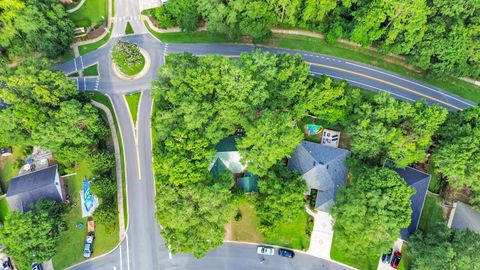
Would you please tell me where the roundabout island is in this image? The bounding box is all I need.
[111,41,150,80]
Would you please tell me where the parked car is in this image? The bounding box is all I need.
[278,248,295,258]
[381,248,393,264]
[32,263,43,270]
[390,251,402,269]
[83,233,95,258]
[3,257,13,270]
[257,246,275,256]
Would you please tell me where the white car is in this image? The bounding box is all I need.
[257,246,275,255]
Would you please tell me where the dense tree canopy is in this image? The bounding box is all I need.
[0,200,65,269]
[433,106,480,207]
[155,0,480,77]
[151,51,351,257]
[0,0,74,59]
[0,58,109,166]
[331,167,414,257]
[348,93,447,167]
[408,225,480,270]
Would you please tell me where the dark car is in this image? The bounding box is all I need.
[3,257,13,270]
[278,248,295,258]
[391,251,402,269]
[381,248,393,264]
[32,263,43,270]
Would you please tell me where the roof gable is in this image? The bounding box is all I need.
[6,165,62,212]
[394,167,431,240]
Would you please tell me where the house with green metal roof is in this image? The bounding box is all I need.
[209,137,258,193]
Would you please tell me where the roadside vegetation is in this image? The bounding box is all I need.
[111,41,145,76]
[125,22,134,35]
[79,25,113,55]
[147,0,479,80]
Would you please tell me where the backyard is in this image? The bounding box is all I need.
[0,146,26,191]
[68,0,108,27]
[52,159,118,270]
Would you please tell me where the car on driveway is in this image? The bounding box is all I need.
[257,246,275,256]
[381,248,392,264]
[32,263,43,270]
[83,233,95,258]
[278,248,295,258]
[390,251,402,269]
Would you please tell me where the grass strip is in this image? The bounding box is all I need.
[125,92,141,126]
[125,22,134,35]
[83,64,99,76]
[79,25,113,56]
[88,91,128,227]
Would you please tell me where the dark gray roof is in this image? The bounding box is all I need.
[215,137,237,152]
[6,165,62,212]
[288,141,351,212]
[393,167,431,240]
[449,201,480,233]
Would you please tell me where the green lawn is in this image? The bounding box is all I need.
[125,92,141,125]
[79,25,112,56]
[56,49,75,64]
[52,160,118,270]
[0,146,26,191]
[0,196,11,223]
[260,34,480,103]
[229,199,264,243]
[145,22,232,43]
[331,232,379,270]
[88,91,128,226]
[83,64,99,76]
[68,0,108,27]
[264,211,311,251]
[397,244,412,270]
[116,54,145,76]
[418,194,444,232]
[125,22,134,35]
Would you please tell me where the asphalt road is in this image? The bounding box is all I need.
[58,3,477,270]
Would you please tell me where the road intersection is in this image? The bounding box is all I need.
[58,2,476,269]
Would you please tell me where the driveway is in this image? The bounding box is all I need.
[377,239,404,270]
[306,208,334,259]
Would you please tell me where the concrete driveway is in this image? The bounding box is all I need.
[306,208,334,259]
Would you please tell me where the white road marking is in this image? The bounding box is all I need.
[80,56,84,69]
[126,235,131,270]
[119,239,123,270]
[168,245,172,259]
[74,58,78,71]
[76,78,79,89]
[344,61,475,106]
[83,77,86,90]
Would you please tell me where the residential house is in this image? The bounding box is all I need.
[6,165,65,212]
[209,137,257,193]
[393,167,430,240]
[287,140,351,212]
[448,201,480,234]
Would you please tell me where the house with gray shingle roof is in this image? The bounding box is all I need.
[448,201,480,234]
[6,165,64,212]
[287,141,351,212]
[393,166,430,240]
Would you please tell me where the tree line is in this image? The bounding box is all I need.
[151,0,479,78]
[152,51,480,262]
[0,0,74,60]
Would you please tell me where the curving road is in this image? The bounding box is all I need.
[57,1,477,269]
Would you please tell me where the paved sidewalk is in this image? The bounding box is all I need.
[91,100,126,240]
[306,207,334,259]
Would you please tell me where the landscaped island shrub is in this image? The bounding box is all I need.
[111,41,145,76]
